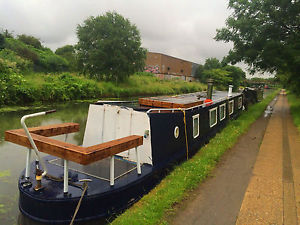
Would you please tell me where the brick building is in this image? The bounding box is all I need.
[144,52,199,81]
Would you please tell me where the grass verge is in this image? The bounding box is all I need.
[110,89,279,225]
[287,93,300,132]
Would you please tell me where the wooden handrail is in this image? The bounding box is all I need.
[5,123,143,165]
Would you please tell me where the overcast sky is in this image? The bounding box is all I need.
[0,0,270,77]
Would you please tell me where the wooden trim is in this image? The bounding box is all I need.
[24,123,79,137]
[139,98,203,109]
[5,123,143,165]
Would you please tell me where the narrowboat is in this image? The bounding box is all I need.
[5,84,253,224]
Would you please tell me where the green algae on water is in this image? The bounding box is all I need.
[0,170,11,179]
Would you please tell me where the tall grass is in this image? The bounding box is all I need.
[110,89,279,225]
[287,93,300,132]
[0,72,205,107]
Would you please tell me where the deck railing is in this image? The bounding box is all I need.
[5,111,143,193]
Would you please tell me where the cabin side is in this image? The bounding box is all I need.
[148,93,243,168]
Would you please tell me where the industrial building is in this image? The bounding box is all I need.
[144,52,199,81]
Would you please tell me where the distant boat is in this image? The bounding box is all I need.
[5,85,259,224]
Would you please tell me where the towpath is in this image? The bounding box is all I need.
[169,92,300,225]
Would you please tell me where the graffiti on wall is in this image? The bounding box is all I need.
[144,65,160,74]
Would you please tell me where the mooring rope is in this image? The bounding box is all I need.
[179,108,189,160]
[69,182,89,225]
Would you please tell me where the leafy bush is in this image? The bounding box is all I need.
[55,45,77,71]
[17,34,42,49]
[40,73,100,101]
[0,49,33,73]
[0,56,20,74]
[5,37,69,73]
[5,38,40,63]
[37,52,69,72]
[0,70,28,105]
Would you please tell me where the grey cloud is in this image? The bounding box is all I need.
[0,0,272,77]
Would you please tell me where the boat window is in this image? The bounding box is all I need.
[174,126,179,139]
[209,107,218,128]
[229,100,234,115]
[238,96,242,109]
[193,114,200,138]
[219,103,226,121]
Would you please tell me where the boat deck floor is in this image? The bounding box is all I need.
[20,156,153,199]
[48,156,137,182]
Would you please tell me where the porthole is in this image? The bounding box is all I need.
[174,126,179,139]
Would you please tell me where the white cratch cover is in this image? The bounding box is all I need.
[82,104,152,165]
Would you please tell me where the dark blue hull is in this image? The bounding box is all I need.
[19,157,155,224]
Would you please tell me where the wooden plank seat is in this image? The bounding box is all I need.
[5,123,143,165]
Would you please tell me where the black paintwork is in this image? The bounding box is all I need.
[149,94,243,168]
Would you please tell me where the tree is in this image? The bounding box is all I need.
[0,33,4,50]
[76,11,146,82]
[194,64,204,81]
[17,34,42,49]
[215,0,300,94]
[223,65,246,91]
[55,45,77,71]
[203,57,222,70]
[202,69,232,88]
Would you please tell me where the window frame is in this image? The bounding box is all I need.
[192,114,200,138]
[238,96,243,109]
[229,100,234,115]
[209,107,218,128]
[219,103,226,121]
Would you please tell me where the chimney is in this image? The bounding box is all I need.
[206,79,213,100]
[228,85,233,97]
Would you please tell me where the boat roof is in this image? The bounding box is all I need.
[139,91,241,109]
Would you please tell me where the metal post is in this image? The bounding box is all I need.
[207,79,213,99]
[64,159,69,194]
[135,147,141,175]
[228,85,233,97]
[110,156,114,186]
[25,148,32,179]
[21,110,56,177]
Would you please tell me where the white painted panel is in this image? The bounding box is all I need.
[82,104,152,165]
[82,104,104,147]
[102,105,117,142]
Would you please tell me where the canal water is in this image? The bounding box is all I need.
[0,101,112,225]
